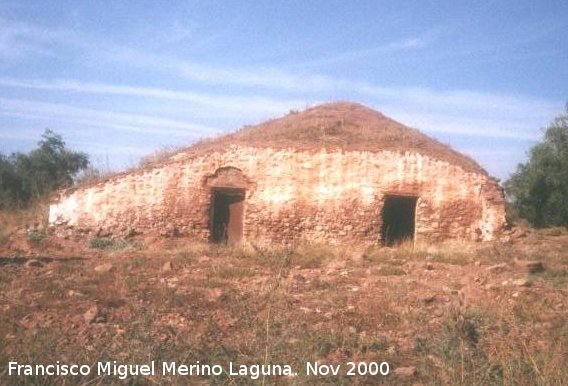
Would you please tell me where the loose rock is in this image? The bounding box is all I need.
[512,278,532,287]
[25,259,43,268]
[486,263,507,273]
[394,366,417,377]
[83,306,97,323]
[94,263,113,273]
[207,288,224,302]
[83,306,106,323]
[162,261,173,272]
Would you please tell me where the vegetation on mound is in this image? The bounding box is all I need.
[188,102,485,174]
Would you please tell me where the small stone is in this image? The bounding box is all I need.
[394,366,417,377]
[512,278,532,287]
[198,256,211,263]
[125,227,139,237]
[25,259,43,268]
[426,245,439,255]
[83,305,106,323]
[94,263,113,273]
[83,306,98,323]
[207,288,224,302]
[425,262,434,270]
[162,261,173,272]
[486,263,507,273]
[423,295,436,304]
[511,229,528,239]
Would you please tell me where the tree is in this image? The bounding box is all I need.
[0,129,89,209]
[0,153,22,206]
[505,104,568,227]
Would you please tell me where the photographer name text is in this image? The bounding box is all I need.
[8,360,390,379]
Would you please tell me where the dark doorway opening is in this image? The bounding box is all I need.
[381,195,417,246]
[211,189,245,244]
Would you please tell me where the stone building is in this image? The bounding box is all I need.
[49,102,506,245]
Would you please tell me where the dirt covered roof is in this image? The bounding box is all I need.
[187,102,485,174]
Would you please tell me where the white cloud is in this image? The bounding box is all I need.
[457,147,531,180]
[299,35,430,68]
[119,55,560,135]
[0,18,65,58]
[96,45,560,136]
[0,97,219,138]
[0,130,38,142]
[0,77,307,117]
[382,107,544,140]
[72,140,154,156]
[0,73,560,142]
[0,26,562,145]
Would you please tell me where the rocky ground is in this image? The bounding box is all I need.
[0,227,567,385]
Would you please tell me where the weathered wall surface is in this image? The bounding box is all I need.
[49,146,506,243]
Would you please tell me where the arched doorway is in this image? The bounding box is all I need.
[204,167,252,244]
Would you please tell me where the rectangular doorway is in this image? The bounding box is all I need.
[381,195,418,246]
[211,189,245,244]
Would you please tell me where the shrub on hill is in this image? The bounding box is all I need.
[0,129,89,209]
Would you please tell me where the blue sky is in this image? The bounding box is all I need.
[0,0,566,181]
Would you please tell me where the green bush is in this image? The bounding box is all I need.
[0,129,89,209]
[506,104,568,227]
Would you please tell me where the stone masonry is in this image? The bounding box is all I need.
[49,141,506,244]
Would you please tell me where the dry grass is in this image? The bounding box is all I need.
[1,234,567,385]
[138,145,185,168]
[0,202,49,245]
[364,238,476,266]
[416,292,568,385]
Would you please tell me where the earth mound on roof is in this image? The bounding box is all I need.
[189,102,484,174]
